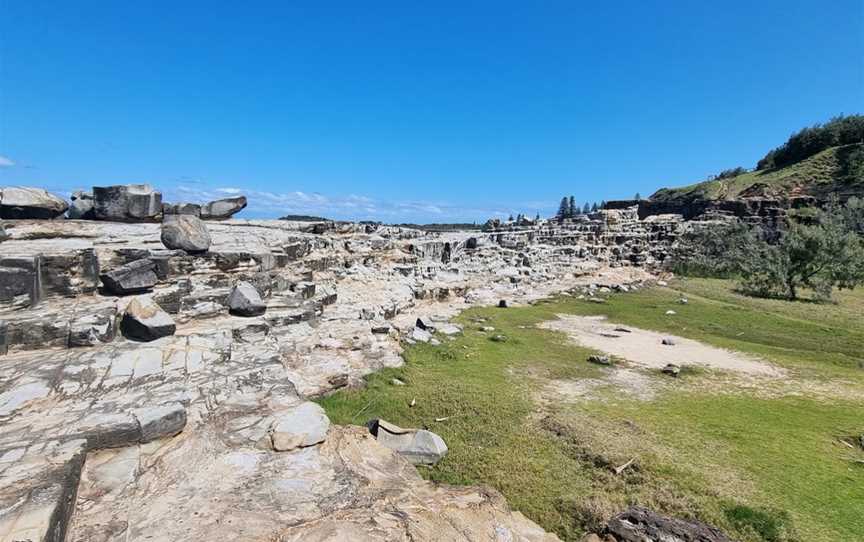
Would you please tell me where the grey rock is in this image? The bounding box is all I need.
[268,402,330,451]
[662,338,676,346]
[161,215,211,253]
[390,378,406,386]
[162,202,201,216]
[120,295,176,341]
[372,419,448,465]
[408,327,433,343]
[68,190,95,219]
[93,184,162,222]
[200,196,247,220]
[438,323,463,336]
[415,317,435,331]
[480,325,495,332]
[100,259,158,295]
[228,281,266,316]
[490,334,508,342]
[133,403,187,443]
[605,506,732,542]
[588,354,611,365]
[0,186,69,219]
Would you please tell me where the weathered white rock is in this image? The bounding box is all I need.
[120,295,176,341]
[100,259,158,295]
[268,402,330,451]
[408,327,433,343]
[373,419,448,465]
[0,186,68,219]
[161,214,211,253]
[438,323,463,336]
[201,196,247,220]
[228,281,266,316]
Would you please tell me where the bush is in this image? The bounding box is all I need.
[670,200,864,301]
[757,115,864,170]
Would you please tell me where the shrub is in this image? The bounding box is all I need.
[757,115,864,170]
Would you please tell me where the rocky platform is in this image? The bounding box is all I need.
[0,216,656,542]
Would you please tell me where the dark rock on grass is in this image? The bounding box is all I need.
[490,334,508,342]
[120,296,176,342]
[228,281,266,316]
[498,299,508,308]
[200,196,247,220]
[100,259,158,295]
[93,184,162,222]
[605,506,732,542]
[161,215,211,253]
[370,419,448,465]
[662,363,681,377]
[588,354,611,365]
[0,186,69,219]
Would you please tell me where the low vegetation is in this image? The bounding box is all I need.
[671,198,864,300]
[319,280,864,541]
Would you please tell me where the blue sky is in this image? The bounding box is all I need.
[1,1,862,221]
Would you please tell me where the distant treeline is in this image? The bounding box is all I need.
[279,214,331,222]
[556,196,610,219]
[757,114,864,170]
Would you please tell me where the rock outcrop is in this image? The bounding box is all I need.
[67,190,95,219]
[0,186,68,219]
[605,506,732,542]
[201,196,247,219]
[93,184,163,222]
[100,259,158,295]
[161,214,211,253]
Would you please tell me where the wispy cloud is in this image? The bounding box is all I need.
[0,155,15,167]
[162,183,550,223]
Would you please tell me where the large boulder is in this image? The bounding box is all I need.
[268,402,330,451]
[228,281,266,316]
[120,295,176,341]
[100,259,158,295]
[161,215,211,253]
[67,190,95,219]
[605,506,732,542]
[162,202,201,216]
[371,419,448,465]
[93,184,162,222]
[0,186,68,219]
[201,196,247,220]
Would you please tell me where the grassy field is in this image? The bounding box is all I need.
[318,278,864,541]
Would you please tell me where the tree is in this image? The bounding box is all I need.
[582,202,591,214]
[568,196,576,218]
[508,214,514,222]
[634,192,641,201]
[535,212,540,222]
[600,200,607,209]
[557,197,569,220]
[591,202,599,212]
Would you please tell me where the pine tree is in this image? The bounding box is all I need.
[591,202,599,212]
[535,212,540,221]
[600,200,607,209]
[583,202,591,214]
[557,197,569,220]
[508,214,514,222]
[568,196,576,218]
[634,192,641,201]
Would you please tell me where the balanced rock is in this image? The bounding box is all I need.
[67,190,95,219]
[200,196,247,220]
[606,506,732,542]
[371,419,448,465]
[162,202,202,216]
[93,184,162,222]
[120,295,176,342]
[100,259,158,295]
[161,215,211,253]
[0,186,69,219]
[228,281,266,316]
[268,402,330,451]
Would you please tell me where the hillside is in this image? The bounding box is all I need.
[651,143,864,205]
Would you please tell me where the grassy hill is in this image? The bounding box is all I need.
[651,143,864,204]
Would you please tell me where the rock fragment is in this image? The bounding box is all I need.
[661,338,676,346]
[269,402,330,451]
[662,363,681,377]
[100,259,158,295]
[120,295,176,341]
[0,186,69,219]
[161,214,211,253]
[200,196,247,220]
[408,327,433,343]
[133,403,187,442]
[588,354,611,365]
[605,506,732,542]
[371,419,448,465]
[228,281,267,316]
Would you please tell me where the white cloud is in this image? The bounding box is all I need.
[0,155,15,167]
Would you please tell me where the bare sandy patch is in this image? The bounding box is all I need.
[540,314,783,377]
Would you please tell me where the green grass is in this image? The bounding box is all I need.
[651,143,864,203]
[318,280,864,541]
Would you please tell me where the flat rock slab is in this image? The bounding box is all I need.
[540,315,782,376]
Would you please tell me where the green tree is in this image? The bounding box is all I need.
[634,192,641,200]
[582,202,590,214]
[568,196,576,218]
[557,197,569,220]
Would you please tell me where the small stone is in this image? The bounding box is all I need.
[438,323,462,336]
[588,297,606,304]
[161,215,211,253]
[614,327,631,333]
[480,325,495,332]
[390,378,406,386]
[372,419,448,465]
[490,334,508,342]
[409,327,433,343]
[100,259,158,295]
[269,402,330,452]
[120,296,176,342]
[228,281,266,317]
[498,300,508,308]
[371,324,391,334]
[588,354,611,365]
[657,280,669,286]
[679,297,689,304]
[665,310,677,315]
[415,317,435,331]
[662,364,681,377]
[662,338,676,346]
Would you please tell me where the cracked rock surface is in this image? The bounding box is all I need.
[0,212,667,541]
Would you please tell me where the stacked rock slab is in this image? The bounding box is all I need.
[200,196,247,219]
[0,186,68,219]
[99,259,158,295]
[93,184,162,222]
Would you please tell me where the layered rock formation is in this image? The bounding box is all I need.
[0,210,671,541]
